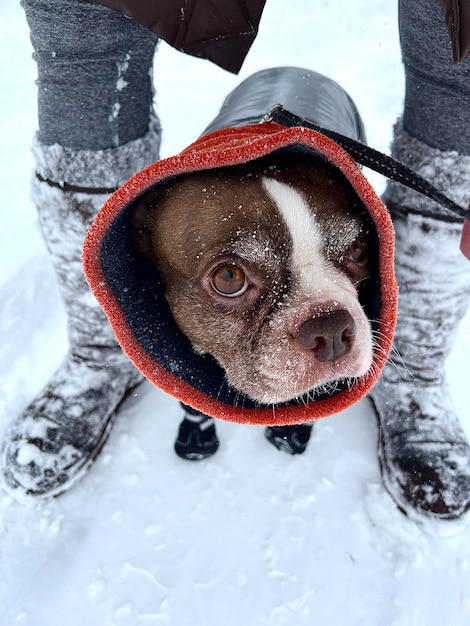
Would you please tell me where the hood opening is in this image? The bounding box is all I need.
[84,125,397,424]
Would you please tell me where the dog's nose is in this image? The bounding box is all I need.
[296,309,356,362]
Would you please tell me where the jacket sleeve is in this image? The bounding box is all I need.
[89,0,266,74]
[440,0,470,62]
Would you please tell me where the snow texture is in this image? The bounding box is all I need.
[385,120,470,219]
[32,113,161,189]
[1,0,470,624]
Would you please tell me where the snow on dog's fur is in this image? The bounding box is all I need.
[133,153,373,404]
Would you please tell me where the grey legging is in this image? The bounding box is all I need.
[399,0,470,154]
[22,0,158,153]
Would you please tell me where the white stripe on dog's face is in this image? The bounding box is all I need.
[262,177,331,294]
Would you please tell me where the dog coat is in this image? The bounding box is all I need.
[83,68,398,425]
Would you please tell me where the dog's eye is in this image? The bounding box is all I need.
[211,264,248,297]
[348,234,368,263]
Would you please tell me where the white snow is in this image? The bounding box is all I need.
[1,1,470,624]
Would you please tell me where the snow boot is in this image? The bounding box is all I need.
[265,424,313,455]
[1,129,160,499]
[369,122,470,521]
[174,404,220,461]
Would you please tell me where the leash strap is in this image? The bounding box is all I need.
[266,104,470,221]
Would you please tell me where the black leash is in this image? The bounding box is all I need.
[266,104,470,221]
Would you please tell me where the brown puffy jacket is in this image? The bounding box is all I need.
[90,1,469,70]
[89,0,266,73]
[440,0,470,61]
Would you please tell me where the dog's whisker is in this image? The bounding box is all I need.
[389,344,403,360]
[216,379,228,404]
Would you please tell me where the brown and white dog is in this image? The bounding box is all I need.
[133,152,373,406]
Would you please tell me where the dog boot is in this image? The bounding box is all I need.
[1,130,160,498]
[265,423,313,455]
[369,122,470,520]
[174,404,220,460]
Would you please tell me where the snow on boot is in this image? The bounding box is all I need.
[1,128,160,499]
[369,122,470,521]
[1,182,141,498]
[174,404,220,461]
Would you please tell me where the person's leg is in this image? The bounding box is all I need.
[369,0,470,519]
[1,0,160,499]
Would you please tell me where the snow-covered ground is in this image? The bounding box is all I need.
[1,0,470,624]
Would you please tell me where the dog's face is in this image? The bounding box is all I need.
[134,154,373,404]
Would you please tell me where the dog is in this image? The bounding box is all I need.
[132,152,373,407]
